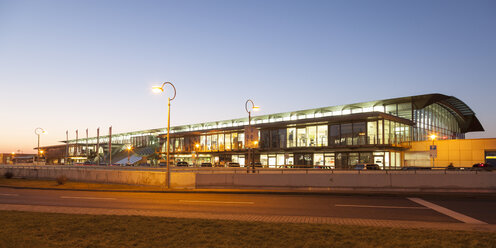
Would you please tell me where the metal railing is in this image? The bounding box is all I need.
[0,164,492,175]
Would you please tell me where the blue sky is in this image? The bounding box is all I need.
[0,0,495,153]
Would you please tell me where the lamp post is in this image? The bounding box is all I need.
[34,128,45,163]
[126,144,133,165]
[245,99,260,173]
[195,143,200,167]
[152,82,176,189]
[429,134,437,168]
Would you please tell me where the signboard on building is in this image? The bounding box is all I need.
[244,126,259,148]
[429,145,437,158]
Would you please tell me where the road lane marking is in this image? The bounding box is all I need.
[408,197,487,224]
[179,200,254,205]
[334,204,428,209]
[61,196,116,200]
[0,193,18,197]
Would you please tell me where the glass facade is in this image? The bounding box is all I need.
[413,103,463,141]
[64,94,478,169]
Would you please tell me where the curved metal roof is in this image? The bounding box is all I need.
[407,93,483,132]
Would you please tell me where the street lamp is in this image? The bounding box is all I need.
[245,99,260,173]
[429,134,437,168]
[152,82,176,189]
[195,143,200,167]
[34,128,46,162]
[126,144,133,165]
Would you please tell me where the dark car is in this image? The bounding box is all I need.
[248,162,263,168]
[366,164,380,170]
[176,161,189,167]
[472,163,495,171]
[401,166,432,170]
[227,162,240,167]
[200,162,212,167]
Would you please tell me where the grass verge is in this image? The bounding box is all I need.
[0,210,494,248]
[0,178,163,191]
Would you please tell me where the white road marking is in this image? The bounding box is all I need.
[408,197,487,224]
[0,193,18,197]
[61,196,116,200]
[335,204,428,209]
[179,200,254,205]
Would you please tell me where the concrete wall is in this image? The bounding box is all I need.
[196,171,496,190]
[404,138,496,167]
[0,166,195,189]
[1,166,495,192]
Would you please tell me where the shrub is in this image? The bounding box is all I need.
[56,175,68,185]
[4,171,13,179]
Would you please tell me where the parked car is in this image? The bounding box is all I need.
[200,162,212,167]
[401,166,431,170]
[247,162,263,168]
[227,162,240,167]
[366,164,380,170]
[472,163,495,171]
[353,164,381,170]
[176,161,189,167]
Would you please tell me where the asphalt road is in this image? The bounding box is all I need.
[0,188,495,225]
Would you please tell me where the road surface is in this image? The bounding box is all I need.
[0,188,495,229]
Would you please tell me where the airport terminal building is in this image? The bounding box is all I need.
[41,93,487,169]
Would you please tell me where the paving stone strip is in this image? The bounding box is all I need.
[0,203,495,232]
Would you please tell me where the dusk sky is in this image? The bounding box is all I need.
[0,0,495,153]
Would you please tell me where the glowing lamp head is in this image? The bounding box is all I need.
[126,145,132,151]
[152,86,164,94]
[253,106,260,112]
[39,150,44,154]
[429,134,437,140]
[195,144,200,148]
[253,141,259,145]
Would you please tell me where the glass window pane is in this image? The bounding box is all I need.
[317,125,328,147]
[287,128,296,148]
[314,153,324,166]
[341,123,352,145]
[211,134,218,151]
[324,156,335,167]
[297,128,306,147]
[260,154,267,166]
[384,120,390,144]
[307,126,317,147]
[271,130,279,148]
[231,133,238,150]
[206,136,212,151]
[219,134,224,151]
[367,121,377,145]
[279,129,287,148]
[225,133,231,151]
[378,120,383,144]
[330,125,340,145]
[353,122,366,145]
[277,154,285,165]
